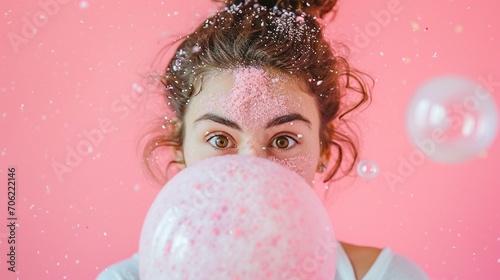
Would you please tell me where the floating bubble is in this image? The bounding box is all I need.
[406,76,498,163]
[79,1,89,9]
[356,159,379,179]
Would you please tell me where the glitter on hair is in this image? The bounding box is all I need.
[142,0,372,185]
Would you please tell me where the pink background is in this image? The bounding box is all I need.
[1,0,499,279]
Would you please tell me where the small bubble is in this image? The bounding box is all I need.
[135,86,143,93]
[103,232,107,236]
[356,159,379,179]
[41,115,46,121]
[75,259,80,264]
[133,184,140,191]
[402,57,411,63]
[79,1,89,9]
[432,52,438,58]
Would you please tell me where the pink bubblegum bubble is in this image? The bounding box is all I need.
[139,154,336,280]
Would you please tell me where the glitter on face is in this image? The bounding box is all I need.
[268,154,315,179]
[219,67,290,130]
[186,66,321,185]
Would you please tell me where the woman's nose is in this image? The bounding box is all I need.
[237,139,267,158]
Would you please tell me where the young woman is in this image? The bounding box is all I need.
[97,0,429,279]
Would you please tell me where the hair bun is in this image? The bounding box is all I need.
[214,0,337,18]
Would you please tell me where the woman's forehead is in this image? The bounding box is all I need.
[191,67,316,129]
[198,67,309,103]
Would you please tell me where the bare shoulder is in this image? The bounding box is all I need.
[339,241,383,280]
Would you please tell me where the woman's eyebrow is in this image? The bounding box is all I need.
[265,113,311,129]
[194,113,242,131]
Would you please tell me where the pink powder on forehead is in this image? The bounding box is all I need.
[220,67,290,129]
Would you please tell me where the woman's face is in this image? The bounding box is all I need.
[181,67,323,186]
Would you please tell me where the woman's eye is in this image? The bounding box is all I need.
[207,134,234,149]
[271,135,297,149]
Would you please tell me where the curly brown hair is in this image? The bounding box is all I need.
[141,0,372,186]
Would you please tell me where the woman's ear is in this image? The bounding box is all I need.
[317,141,331,173]
[169,117,186,170]
[174,147,186,169]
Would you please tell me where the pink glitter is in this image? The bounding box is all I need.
[268,154,314,179]
[220,67,290,130]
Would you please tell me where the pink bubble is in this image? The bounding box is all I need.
[139,155,336,279]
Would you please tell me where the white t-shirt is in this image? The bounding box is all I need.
[335,243,429,280]
[96,242,429,280]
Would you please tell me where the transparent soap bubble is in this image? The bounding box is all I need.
[356,159,379,179]
[406,76,498,163]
